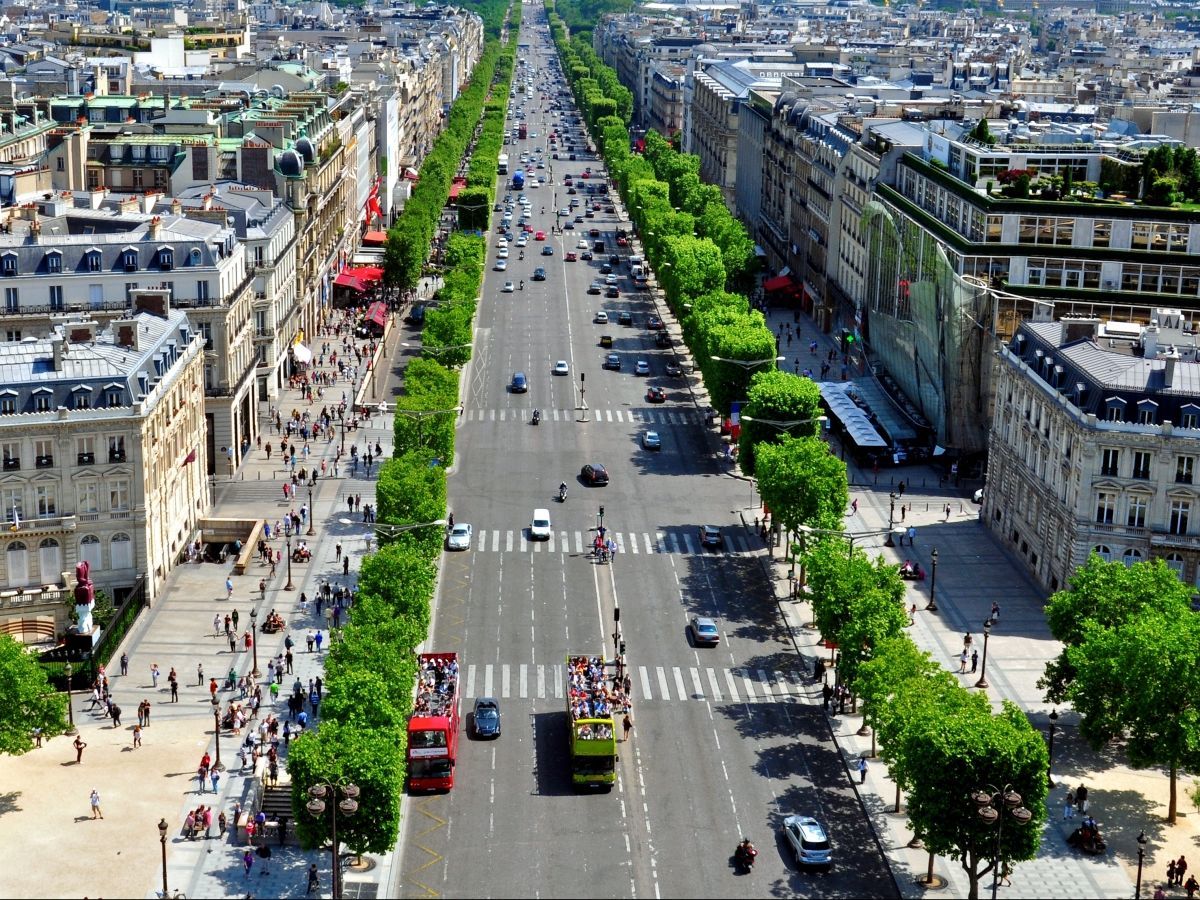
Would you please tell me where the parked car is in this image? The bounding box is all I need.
[446,523,473,551]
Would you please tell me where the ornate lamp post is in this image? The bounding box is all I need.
[974,785,1033,900]
[249,609,260,678]
[885,491,897,546]
[926,548,939,611]
[63,661,76,735]
[1135,830,1148,899]
[210,696,224,771]
[975,619,993,689]
[1047,709,1059,787]
[284,535,294,592]
[307,782,360,900]
[307,484,315,537]
[158,817,170,897]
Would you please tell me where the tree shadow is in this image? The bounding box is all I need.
[0,790,21,817]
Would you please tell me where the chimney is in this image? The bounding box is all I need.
[1164,353,1177,389]
[67,321,98,344]
[113,319,139,351]
[131,289,170,318]
[171,198,182,216]
[50,335,65,370]
[1143,324,1159,359]
[148,215,162,240]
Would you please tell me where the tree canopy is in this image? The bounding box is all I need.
[0,636,67,755]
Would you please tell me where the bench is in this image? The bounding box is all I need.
[0,617,56,645]
[232,519,264,576]
[236,811,251,842]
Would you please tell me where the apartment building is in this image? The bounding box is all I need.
[0,297,206,604]
[986,316,1200,593]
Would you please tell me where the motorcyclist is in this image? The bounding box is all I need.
[519,280,525,290]
[532,408,541,424]
[559,481,567,500]
[735,838,757,871]
[519,250,524,259]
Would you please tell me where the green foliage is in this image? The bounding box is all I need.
[374,452,447,558]
[323,620,423,715]
[756,438,848,536]
[456,186,491,231]
[738,370,823,476]
[287,721,405,856]
[0,635,68,754]
[356,543,438,637]
[392,359,461,463]
[320,668,409,732]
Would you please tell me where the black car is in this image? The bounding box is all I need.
[655,331,671,347]
[580,250,593,261]
[532,267,547,281]
[564,221,575,230]
[405,304,427,327]
[665,360,683,377]
[473,697,501,738]
[602,353,621,370]
[609,254,621,265]
[605,286,620,298]
[647,315,664,331]
[618,311,633,326]
[581,463,610,486]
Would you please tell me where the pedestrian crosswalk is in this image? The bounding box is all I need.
[462,528,758,556]
[462,407,705,426]
[462,662,811,705]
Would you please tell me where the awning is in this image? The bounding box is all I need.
[403,167,419,180]
[362,230,387,247]
[448,181,464,200]
[365,301,387,329]
[818,382,888,449]
[292,343,313,364]
[335,272,368,292]
[346,265,384,283]
[763,274,799,293]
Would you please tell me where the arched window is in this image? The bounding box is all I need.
[1165,552,1186,576]
[38,538,61,585]
[1092,545,1112,562]
[79,535,102,571]
[110,532,132,570]
[1122,548,1143,567]
[6,540,28,588]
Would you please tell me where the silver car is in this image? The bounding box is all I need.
[446,523,473,551]
[781,815,832,869]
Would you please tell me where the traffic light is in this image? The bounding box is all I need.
[580,372,585,383]
[599,506,605,518]
[619,639,626,656]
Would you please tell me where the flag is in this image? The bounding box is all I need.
[9,507,19,532]
[181,448,197,467]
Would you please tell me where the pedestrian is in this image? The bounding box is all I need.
[210,769,221,793]
[622,713,633,741]
[315,630,324,653]
[1076,784,1089,813]
[822,682,833,710]
[945,503,952,520]
[232,608,240,631]
[285,649,294,674]
[243,849,254,878]
[120,652,129,675]
[213,614,221,636]
[278,814,288,846]
[971,650,979,673]
[1169,860,1179,886]
[90,788,103,819]
[335,541,342,561]
[110,703,122,727]
[1064,790,1075,820]
[203,806,213,838]
[197,662,204,686]
[151,663,160,688]
[229,633,236,653]
[219,809,228,837]
[851,498,858,514]
[307,863,320,894]
[306,632,315,652]
[133,724,142,748]
[170,679,179,702]
[1187,875,1199,899]
[906,525,917,547]
[343,555,350,576]
[857,756,868,784]
[897,480,906,496]
[1179,857,1190,887]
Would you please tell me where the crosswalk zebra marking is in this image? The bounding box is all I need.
[757,670,773,698]
[682,532,697,555]
[502,664,511,698]
[742,672,757,701]
[537,665,547,699]
[466,665,477,698]
[706,667,724,702]
[672,666,687,701]
[628,531,639,554]
[690,667,705,701]
[643,533,654,554]
[574,531,584,554]
[520,664,528,699]
[614,533,626,555]
[639,665,653,701]
[519,533,527,553]
[724,669,740,702]
[553,665,563,699]
[656,666,670,701]
[485,664,494,697]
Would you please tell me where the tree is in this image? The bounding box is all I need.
[0,635,67,754]
[320,668,409,732]
[455,187,490,231]
[324,621,424,713]
[1040,555,1191,702]
[738,370,823,476]
[755,438,848,536]
[1066,608,1200,822]
[903,698,1048,899]
[355,543,437,635]
[287,721,405,856]
[374,452,447,557]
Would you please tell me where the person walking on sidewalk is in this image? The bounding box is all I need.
[1169,860,1178,886]
[307,863,320,894]
[857,756,868,784]
[89,788,103,819]
[622,713,633,742]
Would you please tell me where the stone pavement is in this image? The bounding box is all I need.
[0,289,434,899]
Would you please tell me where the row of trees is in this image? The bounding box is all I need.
[549,14,1052,895]
[288,8,523,856]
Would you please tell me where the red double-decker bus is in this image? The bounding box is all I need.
[407,652,461,792]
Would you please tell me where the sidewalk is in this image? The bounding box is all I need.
[0,309,413,899]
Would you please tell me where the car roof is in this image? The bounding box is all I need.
[694,617,718,629]
[784,815,826,835]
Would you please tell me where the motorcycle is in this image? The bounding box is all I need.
[558,484,567,502]
[733,840,757,874]
[519,280,525,291]
[532,409,541,426]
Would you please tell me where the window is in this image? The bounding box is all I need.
[1092,544,1112,561]
[1183,410,1200,430]
[1132,451,1152,479]
[77,481,99,514]
[1139,403,1158,425]
[2,255,16,276]
[1123,548,1143,567]
[132,169,143,189]
[5,330,18,342]
[33,393,50,413]
[0,396,13,415]
[108,479,129,512]
[34,485,56,517]
[49,286,63,311]
[1095,491,1116,524]
[73,390,89,410]
[1177,456,1194,484]
[76,436,95,462]
[1170,499,1191,535]
[160,250,173,270]
[34,439,52,468]
[1101,448,1120,476]
[79,534,102,570]
[197,281,210,302]
[110,532,132,569]
[1092,220,1112,248]
[1127,495,1148,528]
[107,435,126,462]
[1,440,18,469]
[4,288,17,313]
[153,169,167,188]
[106,388,122,407]
[46,254,61,273]
[122,250,138,272]
[86,252,101,272]
[1165,552,1186,576]
[1106,402,1125,422]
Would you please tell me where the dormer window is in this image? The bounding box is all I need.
[1181,404,1200,430]
[1138,399,1159,426]
[159,248,173,270]
[46,252,62,274]
[1,254,16,277]
[1105,397,1126,422]
[86,250,101,272]
[32,388,51,412]
[122,249,138,272]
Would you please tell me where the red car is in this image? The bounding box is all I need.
[647,315,664,331]
[565,251,578,261]
[646,387,667,403]
[534,231,546,241]
[616,236,629,247]
[581,171,590,179]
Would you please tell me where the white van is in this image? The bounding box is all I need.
[531,508,552,541]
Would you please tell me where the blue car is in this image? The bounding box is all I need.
[510,372,528,393]
[473,698,501,738]
[541,245,554,256]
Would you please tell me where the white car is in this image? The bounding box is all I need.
[498,247,509,258]
[501,281,515,293]
[446,523,473,551]
[494,259,508,271]
[595,310,609,324]
[516,234,528,247]
[530,508,552,541]
[577,239,589,249]
[553,360,569,376]
[497,238,508,249]
[781,815,833,869]
[605,273,618,285]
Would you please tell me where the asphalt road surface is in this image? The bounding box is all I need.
[393,13,898,899]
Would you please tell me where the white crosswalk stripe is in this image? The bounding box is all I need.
[461,663,806,704]
[460,407,706,426]
[456,528,760,557]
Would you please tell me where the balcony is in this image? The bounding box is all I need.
[2,457,18,471]
[77,452,95,466]
[108,450,126,463]
[1150,529,1200,550]
[35,455,53,469]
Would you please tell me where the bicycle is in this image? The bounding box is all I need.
[155,890,186,899]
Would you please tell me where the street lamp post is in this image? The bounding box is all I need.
[249,609,260,678]
[210,697,225,771]
[284,535,294,592]
[1135,830,1148,899]
[1047,709,1059,787]
[926,548,939,611]
[975,619,993,689]
[158,818,170,897]
[710,354,787,371]
[63,661,76,735]
[307,484,315,537]
[885,491,897,546]
[307,782,360,900]
[974,785,1033,900]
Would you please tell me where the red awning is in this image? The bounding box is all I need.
[763,274,798,293]
[334,272,368,292]
[362,230,387,247]
[342,265,384,283]
[365,302,387,328]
